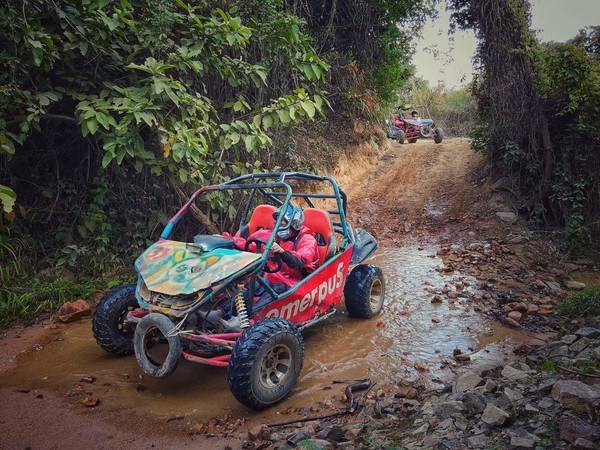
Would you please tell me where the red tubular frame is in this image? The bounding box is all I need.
[181,352,231,367]
[179,332,242,368]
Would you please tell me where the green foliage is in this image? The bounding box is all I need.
[1,0,328,188]
[297,0,435,111]
[448,0,600,250]
[0,185,16,213]
[557,287,600,319]
[540,358,557,373]
[0,277,97,327]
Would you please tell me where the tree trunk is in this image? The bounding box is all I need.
[167,177,219,235]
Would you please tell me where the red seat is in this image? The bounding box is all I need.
[237,204,276,238]
[303,208,334,264]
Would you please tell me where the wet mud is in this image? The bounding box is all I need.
[0,244,527,431]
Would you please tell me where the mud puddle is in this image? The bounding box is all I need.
[0,245,528,428]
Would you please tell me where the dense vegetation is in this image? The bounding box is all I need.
[0,0,432,325]
[448,0,600,250]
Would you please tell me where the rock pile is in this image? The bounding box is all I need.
[239,327,600,449]
[434,238,594,328]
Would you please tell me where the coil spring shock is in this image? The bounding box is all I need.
[234,285,250,329]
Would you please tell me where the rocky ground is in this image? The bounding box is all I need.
[240,324,600,449]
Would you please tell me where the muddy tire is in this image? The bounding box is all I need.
[396,130,406,144]
[227,318,304,410]
[344,265,385,318]
[434,127,444,144]
[134,313,181,378]
[93,284,138,356]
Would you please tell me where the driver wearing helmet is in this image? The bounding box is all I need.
[266,203,320,289]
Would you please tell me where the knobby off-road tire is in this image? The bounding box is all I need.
[134,313,181,378]
[93,284,138,356]
[344,265,386,318]
[397,130,406,144]
[227,318,304,410]
[434,127,444,144]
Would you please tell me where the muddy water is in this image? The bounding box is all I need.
[0,245,526,427]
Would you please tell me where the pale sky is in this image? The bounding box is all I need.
[412,0,600,88]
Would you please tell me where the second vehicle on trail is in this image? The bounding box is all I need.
[92,172,385,410]
[387,107,444,144]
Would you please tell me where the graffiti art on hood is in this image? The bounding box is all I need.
[135,240,261,296]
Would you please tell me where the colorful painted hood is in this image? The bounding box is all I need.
[134,240,261,296]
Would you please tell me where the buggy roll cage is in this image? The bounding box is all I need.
[157,172,355,304]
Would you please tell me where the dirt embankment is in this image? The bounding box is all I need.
[1,137,599,450]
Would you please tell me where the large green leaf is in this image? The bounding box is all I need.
[0,185,16,213]
[301,101,316,119]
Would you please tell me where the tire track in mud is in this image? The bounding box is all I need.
[349,138,487,246]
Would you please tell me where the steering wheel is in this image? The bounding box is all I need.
[244,238,282,273]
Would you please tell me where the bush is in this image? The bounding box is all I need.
[557,287,600,319]
[0,277,97,327]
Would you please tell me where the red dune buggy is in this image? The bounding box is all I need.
[92,172,385,410]
[387,108,444,144]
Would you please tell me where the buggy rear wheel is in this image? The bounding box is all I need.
[93,284,138,356]
[227,318,303,410]
[134,313,181,378]
[344,265,385,318]
[434,127,444,143]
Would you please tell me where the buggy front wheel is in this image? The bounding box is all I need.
[396,130,406,144]
[93,284,138,356]
[344,265,386,318]
[227,319,304,410]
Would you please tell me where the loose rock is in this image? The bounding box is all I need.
[551,380,600,412]
[570,337,591,353]
[496,212,517,223]
[481,404,510,427]
[508,311,522,322]
[56,299,91,323]
[81,397,99,408]
[454,372,483,393]
[564,280,586,290]
[434,400,465,419]
[561,334,578,345]
[502,387,523,403]
[574,438,596,449]
[558,412,600,443]
[467,433,489,449]
[501,365,528,382]
[463,393,486,417]
[575,327,600,339]
[510,435,535,448]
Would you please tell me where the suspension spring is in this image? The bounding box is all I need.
[234,285,250,329]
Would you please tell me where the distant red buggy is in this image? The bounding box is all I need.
[387,108,444,144]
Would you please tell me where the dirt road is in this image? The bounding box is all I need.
[350,137,494,244]
[0,138,544,449]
